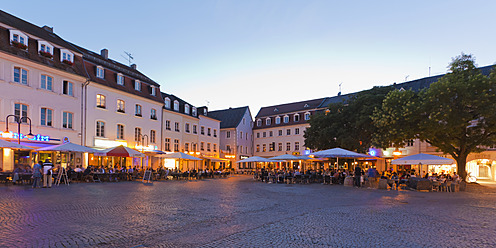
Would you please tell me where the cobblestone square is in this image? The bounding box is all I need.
[1,175,495,248]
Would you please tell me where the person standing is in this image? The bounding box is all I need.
[354,165,362,188]
[32,161,43,188]
[43,159,54,188]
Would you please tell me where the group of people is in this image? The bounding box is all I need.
[32,159,54,188]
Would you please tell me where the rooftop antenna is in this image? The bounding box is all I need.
[121,51,134,66]
[405,75,409,82]
[338,82,342,96]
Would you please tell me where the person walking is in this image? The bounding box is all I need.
[43,159,54,188]
[32,161,43,188]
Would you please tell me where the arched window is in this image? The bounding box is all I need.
[304,112,311,120]
[185,104,190,114]
[174,100,179,111]
[257,119,262,127]
[283,115,289,123]
[266,118,271,125]
[294,114,300,122]
[164,98,171,108]
[275,116,281,124]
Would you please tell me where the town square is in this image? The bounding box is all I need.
[1,1,496,247]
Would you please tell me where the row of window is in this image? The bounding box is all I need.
[256,128,301,138]
[164,120,217,136]
[11,30,74,64]
[256,142,300,152]
[13,103,73,129]
[95,66,157,96]
[256,113,311,127]
[96,94,157,119]
[163,138,217,153]
[13,67,74,96]
[95,121,157,143]
[164,98,197,116]
[225,130,250,140]
[225,144,249,155]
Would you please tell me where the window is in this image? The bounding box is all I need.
[278,130,283,136]
[256,145,260,152]
[134,80,141,91]
[60,49,74,63]
[192,107,197,116]
[207,143,211,151]
[193,125,197,134]
[134,127,141,142]
[14,103,28,122]
[40,108,53,126]
[295,128,300,135]
[213,144,217,152]
[201,126,205,135]
[304,112,311,121]
[295,142,300,151]
[185,104,190,114]
[243,118,246,125]
[269,131,273,137]
[226,131,231,138]
[269,143,274,151]
[150,130,156,143]
[117,124,124,139]
[213,129,217,137]
[117,73,124,85]
[63,112,73,129]
[201,142,205,151]
[166,120,171,130]
[11,31,28,46]
[407,139,414,147]
[117,100,125,113]
[256,133,260,138]
[96,94,106,108]
[164,98,171,108]
[266,118,271,125]
[96,121,105,137]
[40,43,51,54]
[150,108,157,120]
[294,114,300,122]
[263,132,266,138]
[207,128,211,136]
[135,104,142,117]
[173,101,179,111]
[40,75,53,91]
[150,86,156,96]
[174,122,180,132]
[278,143,282,151]
[174,139,179,152]
[275,116,281,124]
[286,142,291,151]
[240,132,243,139]
[96,66,104,79]
[63,81,73,96]
[14,67,28,85]
[257,119,261,126]
[185,123,190,133]
[165,138,171,151]
[185,143,189,152]
[287,129,291,135]
[262,144,266,152]
[284,115,289,123]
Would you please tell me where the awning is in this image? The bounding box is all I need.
[202,156,229,162]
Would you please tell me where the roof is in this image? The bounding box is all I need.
[208,106,250,129]
[255,98,327,118]
[161,92,198,118]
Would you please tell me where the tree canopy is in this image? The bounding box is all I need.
[373,54,496,179]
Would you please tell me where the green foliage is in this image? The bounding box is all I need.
[304,86,393,153]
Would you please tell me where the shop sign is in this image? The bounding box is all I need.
[240,155,249,160]
[94,138,127,148]
[1,131,50,142]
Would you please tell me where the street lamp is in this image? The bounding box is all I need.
[5,115,33,144]
[137,133,149,169]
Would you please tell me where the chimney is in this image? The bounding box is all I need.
[131,64,137,70]
[101,49,108,59]
[42,25,53,33]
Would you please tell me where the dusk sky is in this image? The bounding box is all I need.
[3,1,496,114]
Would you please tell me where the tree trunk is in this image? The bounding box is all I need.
[456,155,468,182]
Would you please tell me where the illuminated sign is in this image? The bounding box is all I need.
[94,138,127,148]
[135,145,158,151]
[240,155,249,160]
[303,149,312,155]
[1,131,50,142]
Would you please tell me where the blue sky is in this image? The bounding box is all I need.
[3,1,496,114]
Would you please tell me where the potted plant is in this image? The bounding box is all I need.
[11,40,27,50]
[62,59,73,66]
[39,50,53,58]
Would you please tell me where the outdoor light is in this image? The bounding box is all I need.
[393,149,402,156]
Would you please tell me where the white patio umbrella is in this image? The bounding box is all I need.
[392,153,455,176]
[235,156,273,163]
[157,152,202,171]
[0,139,33,150]
[310,147,372,169]
[269,154,301,160]
[37,142,98,153]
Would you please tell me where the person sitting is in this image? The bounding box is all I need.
[389,172,399,190]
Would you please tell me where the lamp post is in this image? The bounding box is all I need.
[5,115,33,144]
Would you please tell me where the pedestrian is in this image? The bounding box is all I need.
[43,159,54,188]
[354,165,362,188]
[32,161,43,188]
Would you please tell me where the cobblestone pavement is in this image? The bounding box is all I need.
[1,176,496,248]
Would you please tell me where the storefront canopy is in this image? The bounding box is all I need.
[391,153,454,165]
[0,139,33,150]
[37,142,98,153]
[236,156,273,163]
[269,154,301,161]
[158,152,202,160]
[311,148,371,158]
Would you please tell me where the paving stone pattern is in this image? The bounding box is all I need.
[0,176,495,248]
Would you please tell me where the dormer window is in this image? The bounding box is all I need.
[304,104,309,108]
[38,41,53,58]
[134,80,141,91]
[10,30,28,49]
[96,66,104,79]
[283,115,289,123]
[150,86,156,96]
[173,100,179,111]
[294,114,300,122]
[117,73,124,85]
[164,98,171,108]
[274,108,279,112]
[192,107,197,117]
[266,118,271,125]
[304,112,311,120]
[275,116,281,124]
[60,49,74,65]
[257,119,262,127]
[185,104,190,114]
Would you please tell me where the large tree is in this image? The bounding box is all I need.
[373,54,496,179]
[304,86,393,153]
